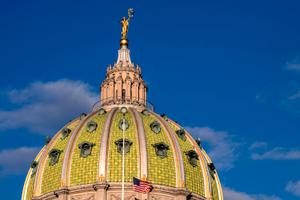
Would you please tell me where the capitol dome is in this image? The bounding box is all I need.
[22,11,223,200]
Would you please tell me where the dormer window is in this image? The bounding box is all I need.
[186,150,199,167]
[119,119,129,131]
[115,139,133,154]
[86,121,98,133]
[152,142,169,159]
[78,142,95,158]
[30,161,38,177]
[61,128,71,140]
[150,121,161,134]
[48,149,62,166]
[176,129,186,141]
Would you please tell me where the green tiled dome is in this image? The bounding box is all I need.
[22,107,223,200]
[22,13,223,199]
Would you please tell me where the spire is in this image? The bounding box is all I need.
[99,8,149,110]
[117,45,131,64]
[117,8,134,64]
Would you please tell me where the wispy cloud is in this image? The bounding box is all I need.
[285,59,300,71]
[0,147,40,176]
[251,147,300,160]
[0,79,97,134]
[224,187,281,200]
[285,180,300,197]
[249,142,268,150]
[185,127,239,170]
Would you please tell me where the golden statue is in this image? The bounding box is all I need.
[120,8,134,40]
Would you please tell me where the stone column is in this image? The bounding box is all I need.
[94,183,109,200]
[139,84,145,104]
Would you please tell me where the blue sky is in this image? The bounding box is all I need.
[0,0,300,199]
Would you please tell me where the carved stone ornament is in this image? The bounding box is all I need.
[86,121,98,133]
[30,161,38,177]
[208,163,216,179]
[152,142,169,159]
[98,108,106,115]
[115,138,133,154]
[48,149,62,166]
[119,119,129,131]
[208,162,216,171]
[80,113,87,120]
[195,138,202,149]
[45,136,52,145]
[71,194,95,200]
[160,113,168,120]
[120,107,128,114]
[61,127,71,140]
[176,129,186,141]
[78,142,95,158]
[142,109,149,116]
[150,121,161,134]
[185,150,199,167]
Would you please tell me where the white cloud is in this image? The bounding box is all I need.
[0,79,97,134]
[288,90,300,100]
[285,180,300,197]
[185,127,238,170]
[0,147,39,176]
[249,142,268,150]
[224,187,281,200]
[285,63,300,71]
[251,147,300,160]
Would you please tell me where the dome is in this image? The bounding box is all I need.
[22,9,223,200]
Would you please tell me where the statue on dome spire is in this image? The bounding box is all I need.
[120,8,134,46]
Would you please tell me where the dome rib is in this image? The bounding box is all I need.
[68,111,109,186]
[167,118,211,198]
[34,118,80,196]
[150,112,185,188]
[63,112,98,186]
[22,147,44,200]
[98,108,117,181]
[130,108,148,180]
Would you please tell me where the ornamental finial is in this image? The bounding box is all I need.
[120,8,134,46]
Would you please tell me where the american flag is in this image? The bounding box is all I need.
[133,177,152,193]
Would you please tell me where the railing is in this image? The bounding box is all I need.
[92,99,154,112]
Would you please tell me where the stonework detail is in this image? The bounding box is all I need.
[71,194,95,200]
[100,46,148,109]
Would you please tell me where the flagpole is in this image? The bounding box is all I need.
[122,113,125,200]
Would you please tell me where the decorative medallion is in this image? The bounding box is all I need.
[152,142,169,159]
[120,107,128,114]
[185,150,199,167]
[208,163,216,178]
[115,138,133,154]
[141,109,149,116]
[61,127,71,140]
[45,136,52,145]
[119,119,129,131]
[98,108,106,115]
[150,121,161,134]
[80,113,87,120]
[176,129,186,141]
[195,138,202,149]
[78,142,95,158]
[30,161,38,177]
[160,113,168,120]
[48,149,62,166]
[86,120,98,133]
